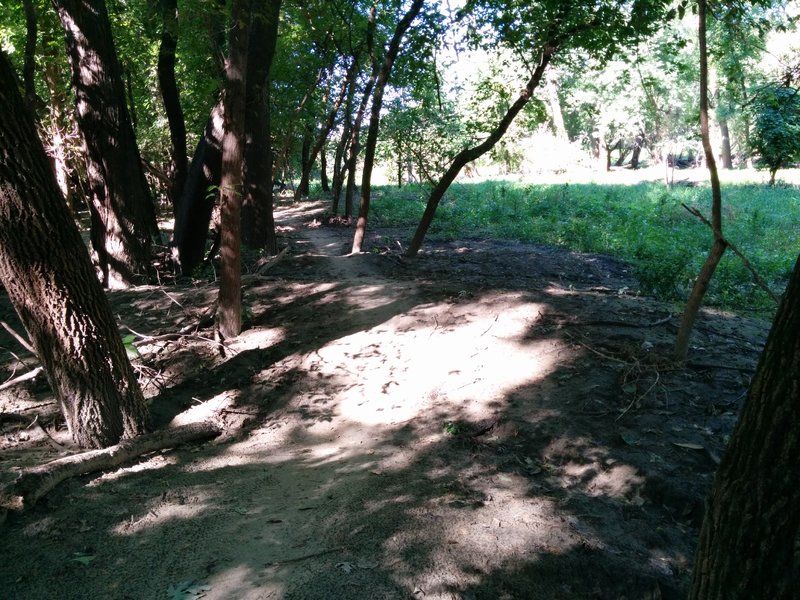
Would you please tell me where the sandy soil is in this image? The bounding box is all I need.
[0,197,769,599]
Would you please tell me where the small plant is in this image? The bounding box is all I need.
[443,421,463,435]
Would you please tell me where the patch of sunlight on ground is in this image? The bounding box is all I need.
[112,492,215,535]
[204,565,285,600]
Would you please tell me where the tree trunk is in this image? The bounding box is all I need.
[688,253,800,599]
[173,97,225,275]
[294,56,357,202]
[22,0,39,111]
[157,0,188,212]
[52,0,159,288]
[297,130,312,199]
[217,0,250,339]
[320,144,330,192]
[675,0,726,362]
[242,0,281,253]
[351,0,424,253]
[546,72,567,140]
[630,131,644,169]
[331,72,358,213]
[406,40,559,257]
[719,117,733,169]
[0,51,148,449]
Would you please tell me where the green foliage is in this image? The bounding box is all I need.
[752,85,800,182]
[371,180,799,314]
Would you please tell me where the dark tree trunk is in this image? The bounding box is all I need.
[320,144,330,192]
[351,0,424,253]
[344,77,375,219]
[242,0,281,253]
[22,0,39,111]
[173,98,224,275]
[297,130,312,198]
[217,0,250,339]
[406,41,559,257]
[688,253,800,599]
[52,0,159,288]
[675,0,726,361]
[630,131,644,169]
[0,52,147,449]
[157,0,188,211]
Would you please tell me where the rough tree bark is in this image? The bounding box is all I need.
[688,253,800,599]
[217,0,251,339]
[157,0,188,211]
[52,0,159,288]
[351,0,424,253]
[242,0,282,253]
[0,51,148,449]
[406,40,559,256]
[674,0,726,362]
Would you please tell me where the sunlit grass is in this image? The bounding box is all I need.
[370,180,800,315]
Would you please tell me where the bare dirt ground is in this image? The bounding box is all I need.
[0,197,769,599]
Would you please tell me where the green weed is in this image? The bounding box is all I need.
[370,181,799,315]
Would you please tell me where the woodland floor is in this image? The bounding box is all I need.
[0,195,770,600]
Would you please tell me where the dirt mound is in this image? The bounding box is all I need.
[0,199,767,599]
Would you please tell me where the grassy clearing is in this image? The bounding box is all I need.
[370,180,800,315]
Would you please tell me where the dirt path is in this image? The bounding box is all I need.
[0,199,769,599]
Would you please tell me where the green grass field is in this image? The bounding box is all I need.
[369,180,800,315]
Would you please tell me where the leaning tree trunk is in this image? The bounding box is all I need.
[0,52,148,449]
[294,55,356,202]
[351,0,424,253]
[406,40,559,256]
[674,0,726,362]
[688,253,800,599]
[217,0,250,339]
[173,97,224,274]
[157,0,188,212]
[52,0,159,288]
[242,0,282,253]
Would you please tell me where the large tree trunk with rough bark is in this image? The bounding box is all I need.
[351,0,424,253]
[242,0,281,253]
[688,253,800,599]
[406,41,558,257]
[158,0,188,211]
[674,0,726,361]
[52,0,159,288]
[217,0,250,339]
[0,52,148,449]
[173,98,224,274]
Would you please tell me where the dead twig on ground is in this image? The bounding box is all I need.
[0,366,43,391]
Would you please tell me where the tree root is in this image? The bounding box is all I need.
[0,421,221,512]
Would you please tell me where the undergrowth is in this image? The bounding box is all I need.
[370,180,800,315]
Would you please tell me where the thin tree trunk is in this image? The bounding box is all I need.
[688,254,800,599]
[158,0,188,212]
[320,144,330,192]
[406,41,559,257]
[546,72,567,140]
[52,0,159,288]
[217,0,250,339]
[675,0,726,362]
[719,117,733,169]
[0,51,147,449]
[242,0,281,253]
[351,0,424,253]
[295,56,357,201]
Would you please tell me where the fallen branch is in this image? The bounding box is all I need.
[256,245,289,274]
[0,366,43,391]
[681,203,780,303]
[0,421,221,511]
